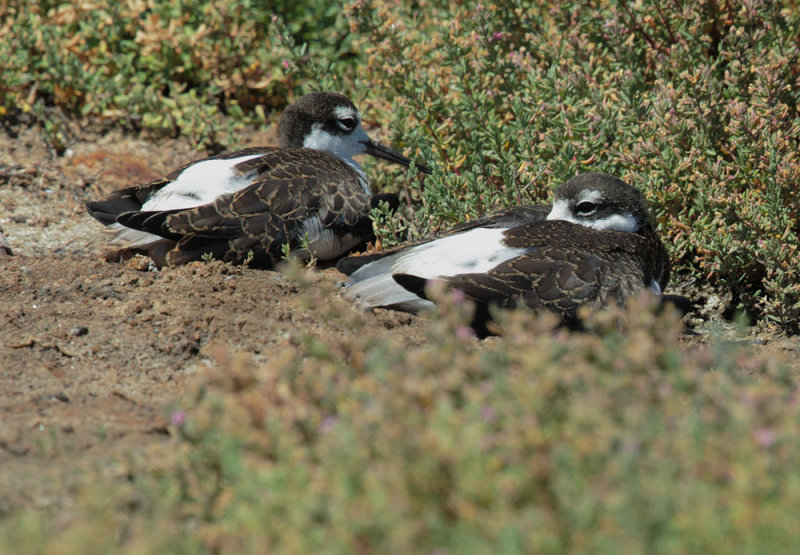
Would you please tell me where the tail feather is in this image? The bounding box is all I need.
[116,209,186,241]
[106,223,166,249]
[345,272,421,307]
[336,252,387,276]
[86,198,142,226]
[343,249,403,281]
[342,252,433,311]
[87,197,171,249]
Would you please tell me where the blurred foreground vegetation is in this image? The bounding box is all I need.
[2,0,800,551]
[2,281,800,552]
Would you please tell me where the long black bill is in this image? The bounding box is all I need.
[362,139,432,175]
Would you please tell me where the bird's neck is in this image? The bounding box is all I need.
[341,157,370,194]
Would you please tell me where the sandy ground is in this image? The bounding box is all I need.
[0,122,430,514]
[1,120,797,517]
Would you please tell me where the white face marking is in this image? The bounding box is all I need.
[546,199,571,222]
[333,105,357,120]
[142,154,263,212]
[303,122,369,161]
[591,213,639,232]
[392,227,528,279]
[303,120,371,192]
[546,198,638,232]
[578,189,603,204]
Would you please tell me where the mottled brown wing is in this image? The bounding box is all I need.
[441,221,656,317]
[160,149,373,266]
[85,147,281,225]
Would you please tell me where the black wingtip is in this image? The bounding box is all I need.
[336,251,385,276]
[116,209,184,241]
[336,256,362,276]
[392,273,430,299]
[86,198,142,226]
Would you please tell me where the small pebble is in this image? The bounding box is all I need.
[70,326,89,337]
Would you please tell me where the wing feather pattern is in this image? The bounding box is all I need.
[433,221,655,315]
[337,204,550,276]
[119,148,374,267]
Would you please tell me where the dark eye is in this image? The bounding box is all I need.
[337,117,357,131]
[576,201,598,216]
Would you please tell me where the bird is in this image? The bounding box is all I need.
[85,92,431,268]
[339,172,679,332]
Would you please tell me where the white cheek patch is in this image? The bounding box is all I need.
[142,154,263,212]
[303,123,370,192]
[303,123,369,160]
[546,199,574,222]
[590,213,638,232]
[303,124,341,152]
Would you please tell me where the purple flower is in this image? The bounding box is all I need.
[456,325,475,339]
[170,410,186,427]
[319,416,338,434]
[490,31,504,41]
[754,428,776,448]
[282,59,290,70]
[450,289,466,304]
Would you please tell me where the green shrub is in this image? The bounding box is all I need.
[0,0,355,146]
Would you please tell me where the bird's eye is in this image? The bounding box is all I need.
[337,117,357,131]
[576,201,598,216]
